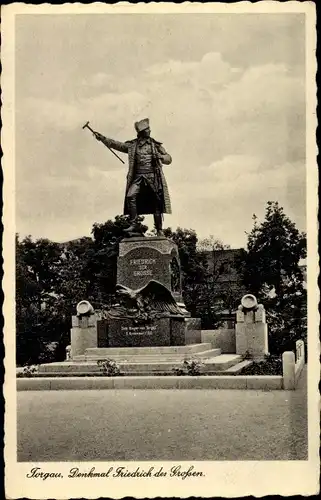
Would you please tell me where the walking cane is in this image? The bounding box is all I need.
[82,121,125,164]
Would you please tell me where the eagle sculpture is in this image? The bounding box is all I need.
[110,280,183,320]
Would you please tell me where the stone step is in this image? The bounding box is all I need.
[202,354,242,371]
[76,348,222,363]
[225,360,253,374]
[39,361,201,374]
[30,370,245,377]
[192,349,221,359]
[39,362,100,373]
[83,343,212,358]
[38,353,242,375]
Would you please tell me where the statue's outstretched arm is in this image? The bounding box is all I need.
[94,133,129,154]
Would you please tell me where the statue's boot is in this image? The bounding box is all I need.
[154,213,164,236]
[124,198,140,233]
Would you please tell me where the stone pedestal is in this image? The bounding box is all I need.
[235,295,269,360]
[117,236,185,307]
[71,312,98,358]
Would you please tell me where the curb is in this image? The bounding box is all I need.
[17,375,283,391]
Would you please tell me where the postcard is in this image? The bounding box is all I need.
[2,2,319,498]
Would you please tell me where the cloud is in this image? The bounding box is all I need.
[220,63,304,120]
[20,52,304,166]
[170,154,305,202]
[20,98,81,131]
[146,59,196,77]
[82,72,117,90]
[146,52,240,90]
[16,165,127,243]
[167,155,305,245]
[21,90,148,133]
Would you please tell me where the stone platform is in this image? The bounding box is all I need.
[80,342,214,360]
[37,343,246,376]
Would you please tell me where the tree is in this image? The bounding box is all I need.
[163,227,226,327]
[163,227,207,316]
[198,235,244,328]
[241,201,307,354]
[58,236,95,301]
[16,235,69,365]
[197,235,231,252]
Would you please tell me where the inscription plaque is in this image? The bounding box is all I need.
[108,317,171,347]
[117,245,172,291]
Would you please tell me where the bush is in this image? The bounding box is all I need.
[239,354,282,376]
[241,350,253,361]
[172,358,204,376]
[97,359,122,377]
[22,364,39,377]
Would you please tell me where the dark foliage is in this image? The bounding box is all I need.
[239,354,283,376]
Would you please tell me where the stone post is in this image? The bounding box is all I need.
[282,351,295,390]
[65,345,71,361]
[70,301,98,358]
[294,340,305,384]
[296,339,305,364]
[235,294,269,360]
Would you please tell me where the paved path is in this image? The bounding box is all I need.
[17,369,307,461]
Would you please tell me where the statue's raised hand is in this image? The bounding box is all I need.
[94,131,104,142]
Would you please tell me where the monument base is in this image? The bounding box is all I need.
[97,316,201,348]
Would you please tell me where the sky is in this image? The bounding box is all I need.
[15,13,306,248]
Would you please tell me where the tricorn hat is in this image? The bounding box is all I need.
[134,118,150,133]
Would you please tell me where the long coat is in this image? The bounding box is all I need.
[100,135,172,215]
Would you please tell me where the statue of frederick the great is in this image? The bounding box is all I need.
[94,118,172,236]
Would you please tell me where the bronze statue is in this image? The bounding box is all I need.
[92,118,172,236]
